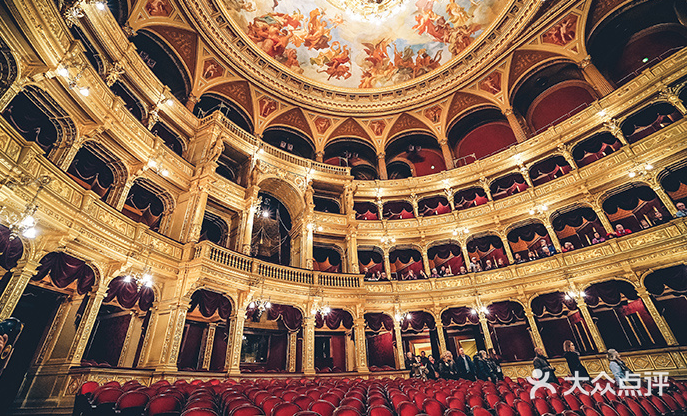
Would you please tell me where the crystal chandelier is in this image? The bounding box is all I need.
[1,175,51,240]
[122,243,155,290]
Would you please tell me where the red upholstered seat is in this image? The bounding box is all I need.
[564,393,582,411]
[309,400,336,416]
[261,397,284,416]
[332,405,361,416]
[533,397,553,415]
[549,396,567,413]
[413,393,427,408]
[320,393,341,406]
[446,397,465,410]
[272,402,301,416]
[513,399,537,416]
[434,391,448,406]
[367,406,393,416]
[79,381,100,396]
[397,401,421,416]
[610,402,634,416]
[181,409,219,416]
[115,390,149,414]
[294,412,320,416]
[367,396,388,408]
[443,409,468,416]
[656,394,679,412]
[255,392,272,406]
[186,400,218,412]
[467,395,485,409]
[471,407,492,416]
[147,394,182,416]
[421,398,445,416]
[230,404,264,416]
[639,398,660,416]
[494,402,516,416]
[581,405,603,416]
[340,397,365,413]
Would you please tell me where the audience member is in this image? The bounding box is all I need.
[591,231,605,244]
[458,265,467,275]
[439,266,447,277]
[406,270,415,280]
[426,355,439,380]
[487,348,504,381]
[469,257,480,272]
[653,210,669,225]
[474,350,495,382]
[430,268,440,279]
[541,246,551,257]
[418,269,428,279]
[445,265,453,276]
[539,240,556,257]
[514,253,524,264]
[496,258,505,268]
[676,202,687,217]
[563,340,589,378]
[639,219,651,229]
[380,272,388,281]
[607,349,632,387]
[455,347,476,381]
[437,351,458,380]
[528,251,538,261]
[484,259,493,271]
[608,223,632,238]
[532,347,556,382]
[562,241,575,252]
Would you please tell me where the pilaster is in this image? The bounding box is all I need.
[439,138,454,170]
[393,318,405,370]
[435,321,447,354]
[287,331,298,372]
[66,285,108,366]
[353,318,369,373]
[524,305,546,354]
[575,298,606,352]
[0,259,41,320]
[637,287,678,346]
[479,313,494,350]
[227,310,246,376]
[578,56,614,97]
[303,316,316,375]
[377,153,388,180]
[503,108,528,143]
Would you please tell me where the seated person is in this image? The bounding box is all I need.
[458,265,467,275]
[379,272,388,281]
[562,241,575,252]
[676,202,687,218]
[607,223,632,238]
[469,257,480,272]
[541,245,551,257]
[406,269,416,280]
[514,253,525,264]
[639,219,651,229]
[430,268,441,279]
[439,266,447,277]
[538,239,556,257]
[418,269,428,279]
[474,262,483,272]
[528,251,538,261]
[496,258,505,268]
[484,259,493,271]
[591,231,605,244]
[445,265,453,276]
[653,210,669,225]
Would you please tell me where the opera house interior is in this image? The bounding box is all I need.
[1,0,687,414]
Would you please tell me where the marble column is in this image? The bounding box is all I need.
[591,204,615,236]
[649,182,679,217]
[183,179,211,243]
[0,259,41,320]
[636,287,678,346]
[503,108,528,143]
[66,286,108,366]
[303,316,316,375]
[383,248,392,278]
[543,220,563,253]
[439,139,454,170]
[353,318,369,373]
[524,306,546,354]
[346,228,359,273]
[421,249,431,276]
[575,298,606,352]
[241,186,260,255]
[377,153,388,180]
[578,56,614,97]
[499,235,515,264]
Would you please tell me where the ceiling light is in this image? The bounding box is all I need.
[79,86,90,96]
[22,227,37,239]
[431,165,435,169]
[161,169,169,177]
[262,211,269,217]
[317,226,323,232]
[95,0,106,10]
[597,109,607,118]
[165,98,174,106]
[642,57,649,63]
[56,67,69,78]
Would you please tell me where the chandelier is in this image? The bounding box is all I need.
[1,175,51,240]
[564,290,586,301]
[122,243,155,290]
[395,310,411,322]
[248,298,272,311]
[312,303,331,316]
[327,0,408,22]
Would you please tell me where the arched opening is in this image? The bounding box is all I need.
[353,202,378,220]
[399,311,440,367]
[528,155,572,186]
[242,303,302,373]
[199,212,229,247]
[584,280,665,351]
[262,126,315,160]
[178,289,232,372]
[531,292,597,357]
[313,197,341,214]
[506,222,557,263]
[66,146,116,201]
[440,308,483,362]
[490,173,529,201]
[313,245,342,273]
[151,121,185,157]
[620,102,683,143]
[108,0,129,26]
[69,25,105,74]
[385,132,446,178]
[313,309,353,373]
[551,206,607,250]
[382,201,414,220]
[453,187,489,211]
[571,132,622,168]
[110,81,146,121]
[601,184,671,233]
[122,180,169,232]
[466,234,509,271]
[512,63,597,134]
[323,138,378,180]
[418,195,451,217]
[131,30,191,101]
[448,108,518,166]
[364,313,396,371]
[484,301,534,361]
[389,247,424,280]
[586,0,687,86]
[660,162,687,208]
[644,265,687,345]
[84,276,155,368]
[427,243,465,276]
[251,192,292,266]
[193,93,253,134]
[359,247,385,280]
[215,145,249,186]
[2,86,75,154]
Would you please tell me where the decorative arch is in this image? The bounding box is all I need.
[256,177,305,220]
[571,131,622,168]
[264,107,314,142]
[619,101,683,144]
[385,131,445,178]
[81,140,130,188]
[550,203,607,249]
[599,182,669,232]
[448,106,517,165]
[327,117,371,143]
[323,136,378,180]
[262,125,316,160]
[385,113,434,145]
[658,159,687,205]
[507,49,565,93]
[313,243,344,273]
[203,81,254,128]
[200,211,229,247]
[444,92,495,131]
[193,91,254,134]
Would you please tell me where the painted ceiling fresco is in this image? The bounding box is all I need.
[224,0,510,89]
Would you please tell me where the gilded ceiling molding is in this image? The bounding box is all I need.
[444,92,495,130]
[264,107,314,140]
[144,25,199,79]
[385,113,434,144]
[206,81,254,122]
[326,118,372,145]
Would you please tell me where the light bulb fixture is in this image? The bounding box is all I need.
[528,205,549,216]
[120,241,156,291]
[453,227,470,236]
[317,225,323,232]
[565,290,585,300]
[395,311,411,322]
[313,303,331,316]
[628,163,653,179]
[248,298,272,312]
[380,233,396,244]
[56,66,70,78]
[1,175,51,240]
[95,0,106,10]
[165,98,174,106]
[79,86,90,96]
[146,152,169,177]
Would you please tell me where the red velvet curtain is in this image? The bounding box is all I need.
[315,308,353,329]
[485,301,525,324]
[366,331,395,369]
[621,102,683,143]
[490,173,529,200]
[644,265,687,295]
[441,307,479,326]
[572,133,621,168]
[104,276,155,311]
[400,311,435,331]
[454,187,488,210]
[0,224,24,271]
[354,202,378,220]
[259,303,302,331]
[418,196,451,217]
[33,252,95,295]
[584,280,639,307]
[189,289,232,319]
[529,155,572,186]
[383,201,415,220]
[428,244,465,273]
[531,291,578,317]
[364,312,394,332]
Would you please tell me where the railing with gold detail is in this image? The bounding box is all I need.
[257,262,314,285]
[316,271,362,288]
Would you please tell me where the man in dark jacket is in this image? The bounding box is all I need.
[456,347,476,381]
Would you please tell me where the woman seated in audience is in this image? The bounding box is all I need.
[562,241,575,252]
[484,259,493,270]
[528,251,538,261]
[458,265,467,275]
[514,253,525,264]
[439,266,447,276]
[445,265,453,276]
[469,257,480,272]
[496,258,505,268]
[653,210,669,225]
[418,269,428,279]
[591,231,605,244]
[430,268,440,278]
[406,269,416,280]
[607,223,632,238]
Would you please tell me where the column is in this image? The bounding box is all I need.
[575,298,606,352]
[503,108,528,143]
[393,318,406,370]
[649,181,679,217]
[421,249,431,276]
[55,137,85,170]
[410,195,420,218]
[201,323,218,370]
[658,86,687,115]
[459,242,472,271]
[603,119,629,146]
[241,187,260,255]
[66,286,108,366]
[0,81,21,112]
[478,313,494,350]
[315,151,324,163]
[303,316,316,375]
[226,310,246,376]
[520,166,534,188]
[439,138,454,169]
[435,321,447,354]
[353,318,369,373]
[383,248,392,278]
[543,221,563,253]
[346,228,359,273]
[287,331,298,372]
[157,303,188,371]
[499,235,515,264]
[114,178,135,211]
[183,180,211,243]
[117,311,139,367]
[377,153,388,180]
[636,287,678,346]
[185,93,199,112]
[591,203,614,235]
[0,259,40,320]
[479,177,493,201]
[524,306,546,354]
[557,144,578,170]
[578,56,614,97]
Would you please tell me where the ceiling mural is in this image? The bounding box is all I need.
[223,0,511,89]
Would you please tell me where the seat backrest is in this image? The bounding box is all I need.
[443,409,468,416]
[320,393,341,407]
[639,398,659,416]
[332,405,362,416]
[533,397,552,415]
[272,402,301,416]
[563,393,581,411]
[653,394,676,411]
[79,381,100,396]
[230,404,264,416]
[294,411,320,416]
[368,405,393,416]
[261,396,284,416]
[147,394,182,415]
[597,403,618,416]
[494,402,516,416]
[340,397,364,412]
[472,407,492,416]
[309,400,336,416]
[514,399,536,416]
[398,401,421,416]
[421,398,445,416]
[181,409,219,416]
[116,390,149,410]
[94,387,124,404]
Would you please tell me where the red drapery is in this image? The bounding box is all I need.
[33,252,95,295]
[189,289,232,319]
[104,276,155,311]
[315,308,353,329]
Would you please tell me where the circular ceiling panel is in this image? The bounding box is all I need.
[222,0,512,89]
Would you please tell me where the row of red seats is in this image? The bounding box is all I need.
[72,374,687,416]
